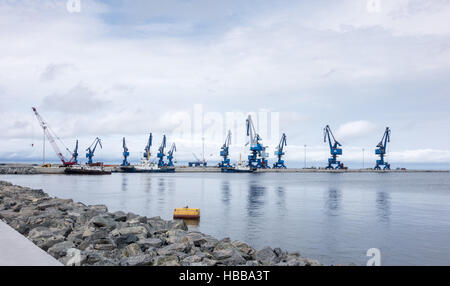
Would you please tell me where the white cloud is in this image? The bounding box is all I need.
[335,121,377,141]
[0,0,449,164]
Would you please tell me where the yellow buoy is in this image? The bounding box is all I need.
[173,206,200,219]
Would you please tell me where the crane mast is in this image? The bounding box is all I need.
[374,127,391,170]
[324,125,343,169]
[121,137,130,166]
[219,130,232,168]
[246,115,269,169]
[166,143,176,167]
[273,133,287,169]
[157,135,167,167]
[86,137,102,165]
[31,107,77,166]
[143,133,153,160]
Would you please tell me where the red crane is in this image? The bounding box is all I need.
[31,107,78,166]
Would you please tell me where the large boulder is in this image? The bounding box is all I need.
[255,246,280,265]
[48,241,75,259]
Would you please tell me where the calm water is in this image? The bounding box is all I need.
[1,172,450,266]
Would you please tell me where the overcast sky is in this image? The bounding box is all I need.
[1,0,450,167]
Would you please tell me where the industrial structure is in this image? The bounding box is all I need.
[375,127,391,170]
[324,125,343,169]
[31,107,78,166]
[189,153,207,167]
[31,107,401,171]
[86,137,102,165]
[273,133,287,169]
[121,137,130,166]
[143,133,152,160]
[166,143,176,167]
[246,115,269,169]
[157,135,167,167]
[219,130,232,168]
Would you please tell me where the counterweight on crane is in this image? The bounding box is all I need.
[219,130,232,168]
[375,127,391,170]
[86,137,102,165]
[324,125,343,169]
[31,107,78,166]
[121,137,130,166]
[273,133,287,169]
[167,143,176,167]
[246,115,269,169]
[157,135,167,167]
[143,133,152,160]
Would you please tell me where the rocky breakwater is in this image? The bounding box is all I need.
[0,166,37,175]
[0,180,321,266]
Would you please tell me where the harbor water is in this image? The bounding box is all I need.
[1,172,450,266]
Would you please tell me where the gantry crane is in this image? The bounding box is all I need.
[324,125,343,169]
[246,115,269,169]
[166,143,176,167]
[121,137,130,166]
[375,127,391,170]
[219,130,232,168]
[31,107,78,166]
[273,133,287,169]
[72,140,79,164]
[157,135,167,167]
[86,137,102,165]
[143,133,152,160]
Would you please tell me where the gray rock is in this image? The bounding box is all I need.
[121,243,143,257]
[137,238,163,250]
[88,215,116,230]
[114,234,139,248]
[255,246,280,265]
[153,255,180,266]
[47,241,75,259]
[213,248,246,265]
[110,226,149,240]
[157,242,192,256]
[121,255,154,266]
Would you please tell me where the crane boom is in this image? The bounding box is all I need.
[143,133,153,160]
[323,125,343,169]
[273,133,287,168]
[157,135,167,167]
[219,130,232,168]
[245,115,269,169]
[31,107,77,166]
[374,127,391,170]
[86,137,102,165]
[121,137,130,166]
[166,143,176,167]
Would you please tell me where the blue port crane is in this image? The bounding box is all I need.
[121,137,130,166]
[246,115,269,169]
[143,133,152,160]
[72,140,79,165]
[324,125,343,169]
[219,130,232,168]
[273,133,287,169]
[86,137,102,165]
[157,135,167,167]
[375,127,391,170]
[167,143,176,167]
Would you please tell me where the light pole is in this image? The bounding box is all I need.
[362,148,365,169]
[304,145,307,169]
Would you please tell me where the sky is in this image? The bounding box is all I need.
[0,0,450,168]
